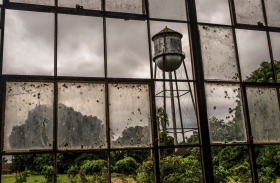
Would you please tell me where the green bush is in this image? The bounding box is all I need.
[15,170,29,183]
[42,165,54,183]
[114,157,139,176]
[136,159,154,183]
[80,159,107,175]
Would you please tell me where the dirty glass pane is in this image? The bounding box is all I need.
[234,0,264,25]
[3,10,54,76]
[205,83,246,143]
[236,30,271,82]
[212,146,251,182]
[270,32,280,82]
[106,0,143,14]
[110,150,152,182]
[246,87,280,143]
[155,81,198,146]
[1,154,54,182]
[196,0,231,25]
[109,84,151,148]
[10,0,54,6]
[149,0,187,21]
[159,147,202,182]
[58,83,106,150]
[255,145,280,182]
[58,0,101,10]
[199,25,239,81]
[107,19,150,78]
[58,14,104,77]
[57,152,108,182]
[4,82,54,151]
[265,0,280,27]
[151,21,192,80]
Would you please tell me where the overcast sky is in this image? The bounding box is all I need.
[2,0,280,147]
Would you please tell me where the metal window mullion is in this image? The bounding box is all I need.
[186,0,214,182]
[105,82,111,183]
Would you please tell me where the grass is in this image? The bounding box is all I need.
[1,174,69,183]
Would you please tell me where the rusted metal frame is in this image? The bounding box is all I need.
[186,0,214,182]
[198,22,233,28]
[105,81,112,183]
[53,0,58,180]
[154,77,195,82]
[149,80,160,183]
[148,17,189,24]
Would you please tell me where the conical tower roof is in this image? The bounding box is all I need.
[152,26,183,41]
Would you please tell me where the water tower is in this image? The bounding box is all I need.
[152,27,196,147]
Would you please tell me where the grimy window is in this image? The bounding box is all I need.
[0,0,279,183]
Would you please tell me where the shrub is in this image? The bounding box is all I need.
[114,157,139,176]
[15,170,29,183]
[80,159,107,175]
[42,165,54,183]
[136,159,154,183]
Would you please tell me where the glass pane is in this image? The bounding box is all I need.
[109,84,151,148]
[246,87,280,143]
[58,83,106,150]
[111,150,152,182]
[234,0,264,25]
[206,83,246,143]
[4,82,54,151]
[10,0,54,6]
[255,145,280,182]
[199,25,239,81]
[265,0,280,27]
[106,0,144,14]
[149,0,187,21]
[151,21,192,80]
[196,0,231,25]
[58,0,101,10]
[155,81,198,146]
[159,147,203,182]
[212,146,251,182]
[1,154,54,183]
[236,30,271,82]
[57,152,108,183]
[3,10,54,75]
[270,32,280,83]
[107,19,150,78]
[58,14,104,77]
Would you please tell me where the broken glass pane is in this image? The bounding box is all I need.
[159,147,203,182]
[109,84,151,148]
[58,83,106,150]
[3,10,54,76]
[236,30,271,82]
[246,87,280,143]
[196,0,231,24]
[58,14,104,77]
[155,81,197,146]
[57,152,108,182]
[149,0,187,21]
[106,0,143,14]
[110,150,152,182]
[212,146,251,182]
[107,18,150,78]
[4,82,54,151]
[234,0,264,25]
[205,83,246,143]
[264,0,280,27]
[199,25,239,81]
[58,0,101,10]
[10,0,54,6]
[151,21,192,80]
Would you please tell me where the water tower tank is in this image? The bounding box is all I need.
[152,27,185,72]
